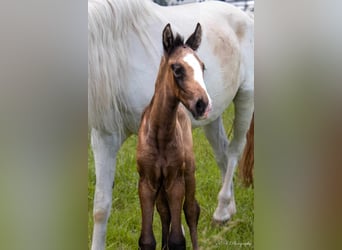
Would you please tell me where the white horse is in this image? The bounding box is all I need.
[88,0,254,249]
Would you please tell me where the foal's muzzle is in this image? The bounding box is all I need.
[193,98,212,120]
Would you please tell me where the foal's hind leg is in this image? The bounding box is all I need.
[183,162,200,250]
[91,129,126,250]
[156,188,171,249]
[213,87,254,223]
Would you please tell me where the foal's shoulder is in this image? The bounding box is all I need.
[138,106,151,138]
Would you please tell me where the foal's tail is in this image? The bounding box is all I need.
[239,113,254,187]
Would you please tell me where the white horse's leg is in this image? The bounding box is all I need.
[203,116,229,183]
[213,87,254,222]
[203,116,236,222]
[91,128,126,250]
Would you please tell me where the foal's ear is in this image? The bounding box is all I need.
[162,23,174,53]
[185,23,202,51]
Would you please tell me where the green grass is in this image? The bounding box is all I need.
[88,106,254,249]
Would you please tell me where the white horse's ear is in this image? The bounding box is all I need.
[185,23,202,51]
[163,23,174,53]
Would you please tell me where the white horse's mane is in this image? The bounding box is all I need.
[88,0,158,133]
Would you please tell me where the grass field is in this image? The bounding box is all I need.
[88,106,254,249]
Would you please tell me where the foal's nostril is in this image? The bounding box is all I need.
[195,99,207,116]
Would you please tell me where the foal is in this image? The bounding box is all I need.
[137,23,212,250]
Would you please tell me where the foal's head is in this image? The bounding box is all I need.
[162,23,212,120]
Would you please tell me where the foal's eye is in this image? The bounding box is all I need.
[171,63,184,79]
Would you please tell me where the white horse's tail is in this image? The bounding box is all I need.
[239,112,254,187]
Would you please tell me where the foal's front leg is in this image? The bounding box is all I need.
[139,176,158,250]
[156,187,171,249]
[165,176,186,250]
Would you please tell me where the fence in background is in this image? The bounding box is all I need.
[153,0,254,12]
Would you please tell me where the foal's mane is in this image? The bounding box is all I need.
[166,34,185,56]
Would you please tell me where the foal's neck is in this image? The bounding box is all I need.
[149,66,180,143]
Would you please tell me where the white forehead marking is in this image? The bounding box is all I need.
[183,53,212,102]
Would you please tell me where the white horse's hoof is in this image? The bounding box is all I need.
[212,217,230,226]
[213,211,231,224]
[212,200,236,224]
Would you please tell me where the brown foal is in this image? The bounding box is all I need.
[137,23,211,250]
